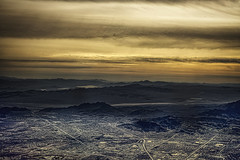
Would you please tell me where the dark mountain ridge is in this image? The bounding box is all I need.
[0,107,31,118]
[39,102,122,116]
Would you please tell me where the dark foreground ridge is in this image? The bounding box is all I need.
[120,116,181,132]
[0,107,31,118]
[202,100,240,118]
[120,100,240,134]
[39,102,122,116]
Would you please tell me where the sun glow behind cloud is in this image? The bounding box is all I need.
[0,0,239,83]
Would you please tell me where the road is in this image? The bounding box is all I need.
[139,139,154,160]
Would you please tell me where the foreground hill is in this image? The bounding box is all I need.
[202,100,240,118]
[120,100,240,134]
[0,107,31,118]
[39,102,122,116]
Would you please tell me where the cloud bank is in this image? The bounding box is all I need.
[0,0,239,83]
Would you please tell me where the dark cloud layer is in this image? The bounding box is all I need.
[33,0,239,3]
[1,57,240,65]
[0,14,239,49]
[0,59,77,63]
[1,14,239,40]
[135,57,240,64]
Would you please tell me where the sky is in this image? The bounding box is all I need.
[0,0,240,83]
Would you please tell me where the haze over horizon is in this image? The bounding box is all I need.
[0,0,240,83]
